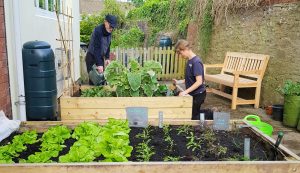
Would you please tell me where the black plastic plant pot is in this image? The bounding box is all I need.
[272,104,284,121]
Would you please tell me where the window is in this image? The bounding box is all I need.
[35,0,65,19]
[35,0,63,15]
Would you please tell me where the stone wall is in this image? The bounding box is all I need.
[0,0,12,118]
[79,0,134,14]
[197,2,300,106]
[79,0,104,14]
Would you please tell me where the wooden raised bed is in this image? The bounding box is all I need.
[0,120,299,173]
[60,85,192,120]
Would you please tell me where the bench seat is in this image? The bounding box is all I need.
[205,74,258,87]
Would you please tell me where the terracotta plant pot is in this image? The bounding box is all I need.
[265,105,273,116]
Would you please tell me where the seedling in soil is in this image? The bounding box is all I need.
[232,137,242,149]
[203,129,228,157]
[224,154,254,161]
[163,125,175,153]
[203,128,216,144]
[215,146,227,157]
[177,124,193,135]
[136,139,155,161]
[187,132,203,152]
[163,156,182,161]
[164,135,175,153]
[135,126,152,140]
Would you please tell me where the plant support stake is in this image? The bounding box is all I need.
[244,138,250,159]
[159,111,163,128]
[200,113,205,129]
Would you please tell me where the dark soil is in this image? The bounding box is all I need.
[129,126,284,161]
[1,126,284,163]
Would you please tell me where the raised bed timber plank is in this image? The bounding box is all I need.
[0,120,299,173]
[0,161,300,173]
[60,96,192,120]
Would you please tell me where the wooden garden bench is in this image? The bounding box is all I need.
[204,52,270,109]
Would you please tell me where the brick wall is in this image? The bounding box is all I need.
[0,0,12,118]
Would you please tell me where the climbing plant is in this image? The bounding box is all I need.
[199,0,213,56]
[127,0,193,46]
[166,0,193,37]
[131,0,144,7]
[127,0,170,29]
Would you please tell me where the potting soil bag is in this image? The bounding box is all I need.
[0,110,21,142]
[283,96,300,128]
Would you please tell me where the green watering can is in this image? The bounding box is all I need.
[243,115,273,136]
[89,65,105,86]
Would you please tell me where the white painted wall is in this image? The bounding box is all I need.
[18,0,80,81]
[4,0,80,120]
[4,0,22,120]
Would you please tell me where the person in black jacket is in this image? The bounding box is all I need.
[86,14,117,85]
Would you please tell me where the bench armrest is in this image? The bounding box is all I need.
[203,64,224,75]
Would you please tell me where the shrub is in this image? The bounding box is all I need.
[277,80,300,96]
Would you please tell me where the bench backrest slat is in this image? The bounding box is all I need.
[221,52,269,79]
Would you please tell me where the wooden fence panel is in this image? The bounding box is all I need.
[112,46,186,80]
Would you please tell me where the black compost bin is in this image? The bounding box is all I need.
[22,41,57,121]
[272,104,284,121]
[159,36,172,48]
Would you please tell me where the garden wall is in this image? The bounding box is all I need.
[189,1,300,106]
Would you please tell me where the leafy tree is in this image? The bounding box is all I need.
[131,0,144,7]
[80,13,104,43]
[111,26,144,48]
[100,0,126,26]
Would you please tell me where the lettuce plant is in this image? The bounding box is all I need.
[21,125,71,163]
[59,119,133,163]
[0,131,38,163]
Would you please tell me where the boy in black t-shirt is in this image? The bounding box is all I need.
[173,39,206,120]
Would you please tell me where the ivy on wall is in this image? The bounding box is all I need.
[199,0,213,57]
[127,0,194,46]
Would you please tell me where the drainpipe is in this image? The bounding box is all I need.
[12,1,26,121]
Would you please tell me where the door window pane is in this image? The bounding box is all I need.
[48,0,54,11]
[39,0,46,9]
